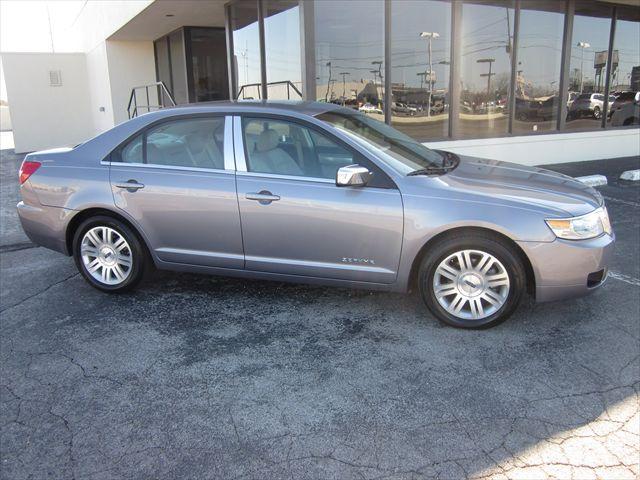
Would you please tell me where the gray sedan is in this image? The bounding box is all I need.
[17,101,614,328]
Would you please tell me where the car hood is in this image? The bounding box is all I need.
[436,155,602,217]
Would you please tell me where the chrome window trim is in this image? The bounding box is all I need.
[236,171,335,184]
[106,161,234,175]
[223,115,235,170]
[232,115,248,172]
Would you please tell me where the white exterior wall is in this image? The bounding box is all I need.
[426,129,640,166]
[1,53,94,153]
[0,106,11,131]
[105,40,158,126]
[86,43,114,136]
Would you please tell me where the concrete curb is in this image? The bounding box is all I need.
[620,169,640,181]
[574,175,608,187]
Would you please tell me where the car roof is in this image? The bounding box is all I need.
[165,100,347,117]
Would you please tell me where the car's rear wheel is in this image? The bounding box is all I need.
[73,216,147,292]
[418,233,526,328]
[593,106,601,119]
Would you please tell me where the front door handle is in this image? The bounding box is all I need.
[115,180,145,191]
[246,191,280,205]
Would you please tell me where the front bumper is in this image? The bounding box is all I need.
[517,233,615,303]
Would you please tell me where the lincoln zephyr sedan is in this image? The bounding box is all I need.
[17,101,614,328]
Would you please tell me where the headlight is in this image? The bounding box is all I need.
[545,207,611,240]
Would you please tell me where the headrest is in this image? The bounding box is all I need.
[256,129,279,152]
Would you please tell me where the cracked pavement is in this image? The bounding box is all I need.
[1,149,638,479]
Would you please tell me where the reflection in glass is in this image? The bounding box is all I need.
[264,0,302,100]
[189,28,229,102]
[565,3,612,131]
[608,13,640,128]
[457,1,514,139]
[230,2,262,99]
[314,0,384,118]
[154,37,172,105]
[169,30,188,104]
[391,0,451,141]
[512,1,564,135]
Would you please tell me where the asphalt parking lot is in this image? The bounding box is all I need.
[1,149,638,479]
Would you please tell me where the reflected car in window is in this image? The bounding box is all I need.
[16,101,614,329]
[568,93,615,120]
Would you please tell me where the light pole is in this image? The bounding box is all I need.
[577,41,590,93]
[420,32,440,117]
[372,60,383,106]
[324,62,332,102]
[339,72,349,105]
[477,58,496,105]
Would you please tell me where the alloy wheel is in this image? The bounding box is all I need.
[432,249,510,320]
[80,226,133,285]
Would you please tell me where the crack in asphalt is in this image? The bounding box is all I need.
[0,271,80,313]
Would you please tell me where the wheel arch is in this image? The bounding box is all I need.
[407,226,536,296]
[65,207,153,262]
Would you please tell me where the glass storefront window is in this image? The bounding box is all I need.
[608,8,640,128]
[314,0,385,117]
[154,37,172,105]
[456,0,514,139]
[565,2,613,131]
[264,0,302,100]
[512,1,564,135]
[188,28,229,102]
[168,29,188,104]
[230,1,263,99]
[391,0,451,141]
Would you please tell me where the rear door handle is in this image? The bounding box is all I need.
[115,180,145,191]
[246,191,280,205]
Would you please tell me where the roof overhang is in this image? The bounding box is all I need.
[108,0,226,42]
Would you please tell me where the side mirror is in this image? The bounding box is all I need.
[336,164,372,187]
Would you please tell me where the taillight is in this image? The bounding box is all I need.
[19,161,41,184]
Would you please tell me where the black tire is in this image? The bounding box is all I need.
[418,232,526,329]
[72,215,147,293]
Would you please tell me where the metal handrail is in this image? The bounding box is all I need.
[127,82,176,119]
[236,80,303,100]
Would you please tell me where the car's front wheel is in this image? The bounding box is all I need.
[418,233,526,328]
[593,106,602,119]
[72,216,147,292]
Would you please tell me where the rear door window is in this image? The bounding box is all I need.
[114,116,226,170]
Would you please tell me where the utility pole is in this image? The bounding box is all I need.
[325,62,332,102]
[372,61,383,106]
[339,72,349,105]
[477,58,496,103]
[420,32,439,117]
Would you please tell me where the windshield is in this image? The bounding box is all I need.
[316,110,444,174]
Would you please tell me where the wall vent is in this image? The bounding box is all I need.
[49,70,62,87]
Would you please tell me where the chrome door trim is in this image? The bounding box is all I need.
[107,162,234,175]
[223,115,235,171]
[244,255,395,275]
[155,247,244,262]
[236,171,335,184]
[232,116,248,172]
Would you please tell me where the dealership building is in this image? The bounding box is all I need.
[1,0,638,163]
